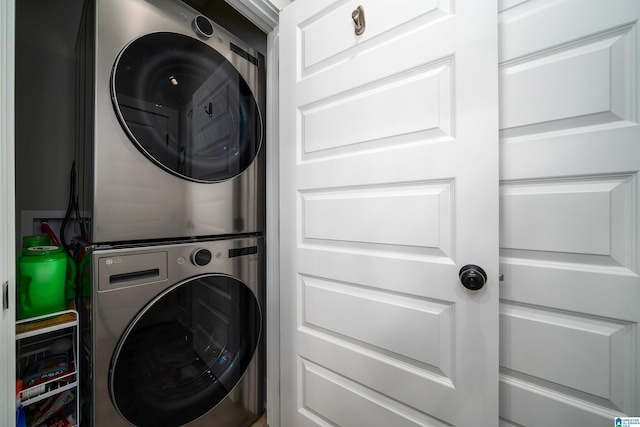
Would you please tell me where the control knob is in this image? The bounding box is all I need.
[191,248,212,266]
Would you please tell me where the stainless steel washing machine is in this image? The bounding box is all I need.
[77,0,265,244]
[79,236,264,426]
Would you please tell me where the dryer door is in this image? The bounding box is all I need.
[109,274,261,427]
[111,32,262,183]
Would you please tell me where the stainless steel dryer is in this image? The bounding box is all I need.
[80,236,264,426]
[77,0,265,244]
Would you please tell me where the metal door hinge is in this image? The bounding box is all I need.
[499,274,505,282]
[2,281,8,309]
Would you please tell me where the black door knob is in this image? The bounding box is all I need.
[459,264,487,290]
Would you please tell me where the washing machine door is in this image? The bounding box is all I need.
[111,32,262,183]
[109,274,261,427]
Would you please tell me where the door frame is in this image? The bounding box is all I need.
[0,1,16,426]
[264,25,281,427]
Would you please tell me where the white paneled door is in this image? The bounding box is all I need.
[279,1,499,426]
[499,0,640,425]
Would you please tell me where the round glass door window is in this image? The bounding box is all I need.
[111,32,262,182]
[109,275,261,427]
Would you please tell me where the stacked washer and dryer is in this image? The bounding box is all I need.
[76,0,266,426]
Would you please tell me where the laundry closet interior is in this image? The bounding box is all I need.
[9,1,640,426]
[14,0,269,426]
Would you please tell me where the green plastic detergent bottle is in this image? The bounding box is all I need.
[22,235,51,248]
[17,245,76,320]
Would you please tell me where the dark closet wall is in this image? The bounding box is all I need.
[15,0,85,242]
